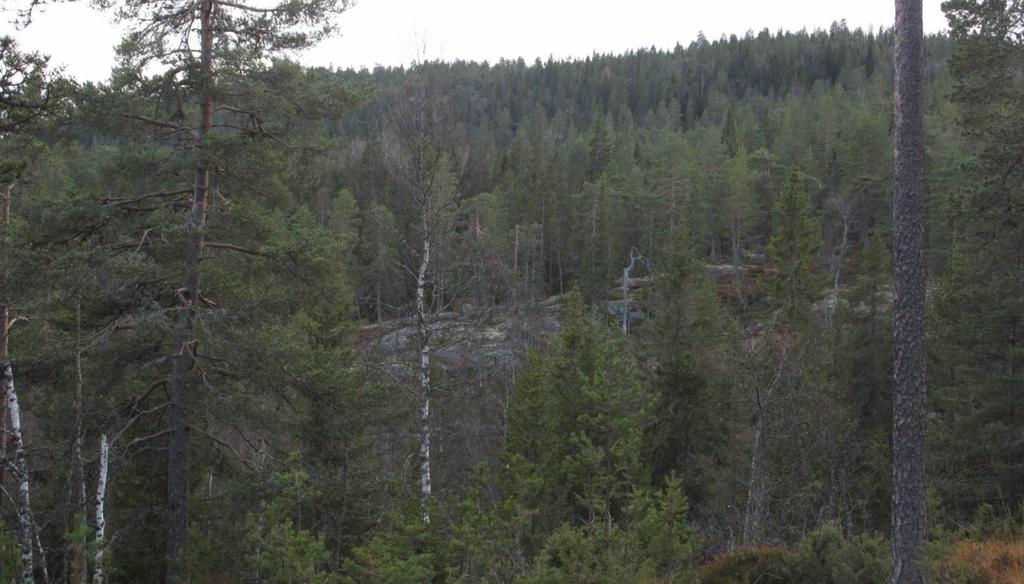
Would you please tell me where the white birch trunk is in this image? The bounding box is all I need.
[3,362,36,583]
[93,434,109,584]
[416,235,432,515]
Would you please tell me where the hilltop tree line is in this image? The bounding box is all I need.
[0,2,1022,582]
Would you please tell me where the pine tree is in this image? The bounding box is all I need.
[108,1,353,578]
[892,1,927,581]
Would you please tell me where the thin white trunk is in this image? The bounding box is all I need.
[3,362,36,583]
[34,531,48,584]
[622,248,641,334]
[416,235,432,516]
[93,434,109,584]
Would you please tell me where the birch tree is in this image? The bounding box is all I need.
[92,435,109,584]
[2,362,37,583]
[382,70,461,512]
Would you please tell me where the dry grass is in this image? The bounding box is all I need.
[940,538,1024,584]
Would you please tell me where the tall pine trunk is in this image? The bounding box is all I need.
[892,1,927,582]
[166,0,215,580]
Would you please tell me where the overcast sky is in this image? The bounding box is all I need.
[6,0,949,82]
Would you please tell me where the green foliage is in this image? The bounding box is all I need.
[340,506,446,584]
[932,0,1024,522]
[647,223,732,501]
[787,522,889,584]
[766,169,822,327]
[699,548,793,584]
[446,472,525,583]
[246,463,336,584]
[507,289,653,539]
[700,524,888,584]
[0,520,19,583]
[522,477,697,584]
[2,16,1010,584]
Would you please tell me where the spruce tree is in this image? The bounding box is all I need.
[647,221,731,505]
[766,170,821,328]
[932,0,1024,520]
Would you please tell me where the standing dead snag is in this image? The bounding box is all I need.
[3,362,37,583]
[621,247,645,334]
[739,336,789,547]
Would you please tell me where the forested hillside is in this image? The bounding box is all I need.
[1,3,1023,582]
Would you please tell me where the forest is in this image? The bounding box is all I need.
[0,0,1022,582]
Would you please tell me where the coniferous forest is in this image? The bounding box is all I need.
[1,0,1023,582]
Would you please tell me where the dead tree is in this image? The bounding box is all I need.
[740,331,791,547]
[826,191,857,324]
[621,247,647,334]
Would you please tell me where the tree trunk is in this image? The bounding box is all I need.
[892,1,927,582]
[1,303,8,487]
[1,304,7,358]
[3,362,36,583]
[34,531,49,584]
[1,183,11,485]
[72,301,89,584]
[416,233,433,517]
[742,413,766,547]
[166,1,215,580]
[93,435,109,584]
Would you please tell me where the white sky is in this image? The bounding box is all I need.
[5,0,949,82]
